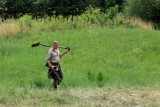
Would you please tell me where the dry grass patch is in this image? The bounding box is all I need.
[69,88,160,107]
[0,20,29,38]
[1,88,160,107]
[129,17,154,30]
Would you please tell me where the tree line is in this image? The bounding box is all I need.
[0,0,160,22]
[0,0,124,19]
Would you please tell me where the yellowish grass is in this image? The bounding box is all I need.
[2,88,160,107]
[68,88,160,106]
[0,20,29,38]
[0,15,156,38]
[0,21,19,37]
[129,17,154,30]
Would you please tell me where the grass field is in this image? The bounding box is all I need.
[1,27,160,106]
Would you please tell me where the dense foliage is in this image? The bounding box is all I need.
[0,0,160,27]
[0,0,124,19]
[125,0,160,21]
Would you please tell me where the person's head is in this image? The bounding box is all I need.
[52,40,59,49]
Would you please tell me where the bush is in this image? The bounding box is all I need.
[125,0,160,21]
[88,0,124,11]
[97,72,105,87]
[105,0,124,11]
[87,71,96,81]
[80,5,119,26]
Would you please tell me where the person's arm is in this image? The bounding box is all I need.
[46,50,54,69]
[47,62,54,68]
[60,48,70,58]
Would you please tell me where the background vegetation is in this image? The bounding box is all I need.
[0,0,160,106]
[0,0,159,29]
[0,0,124,18]
[125,0,160,21]
[1,27,160,106]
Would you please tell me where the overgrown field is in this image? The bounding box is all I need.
[0,27,160,106]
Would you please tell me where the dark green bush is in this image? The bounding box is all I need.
[125,0,160,21]
[88,0,124,11]
[97,72,105,87]
[0,0,124,19]
[97,72,104,82]
[0,0,89,19]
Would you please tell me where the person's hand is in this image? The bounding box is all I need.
[51,66,56,70]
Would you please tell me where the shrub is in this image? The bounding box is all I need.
[97,72,104,82]
[80,5,119,26]
[97,72,105,87]
[87,71,96,81]
[124,0,160,21]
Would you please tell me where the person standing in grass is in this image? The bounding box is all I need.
[46,41,70,89]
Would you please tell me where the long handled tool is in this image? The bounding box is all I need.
[31,42,69,50]
[53,71,68,88]
[32,42,69,88]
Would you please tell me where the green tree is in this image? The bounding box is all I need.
[4,0,33,18]
[1,0,89,19]
[105,0,124,11]
[125,0,160,21]
[53,0,89,16]
[88,0,124,11]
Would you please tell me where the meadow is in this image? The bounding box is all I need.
[1,24,160,106]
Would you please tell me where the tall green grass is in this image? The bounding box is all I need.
[1,27,160,90]
[0,27,160,105]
